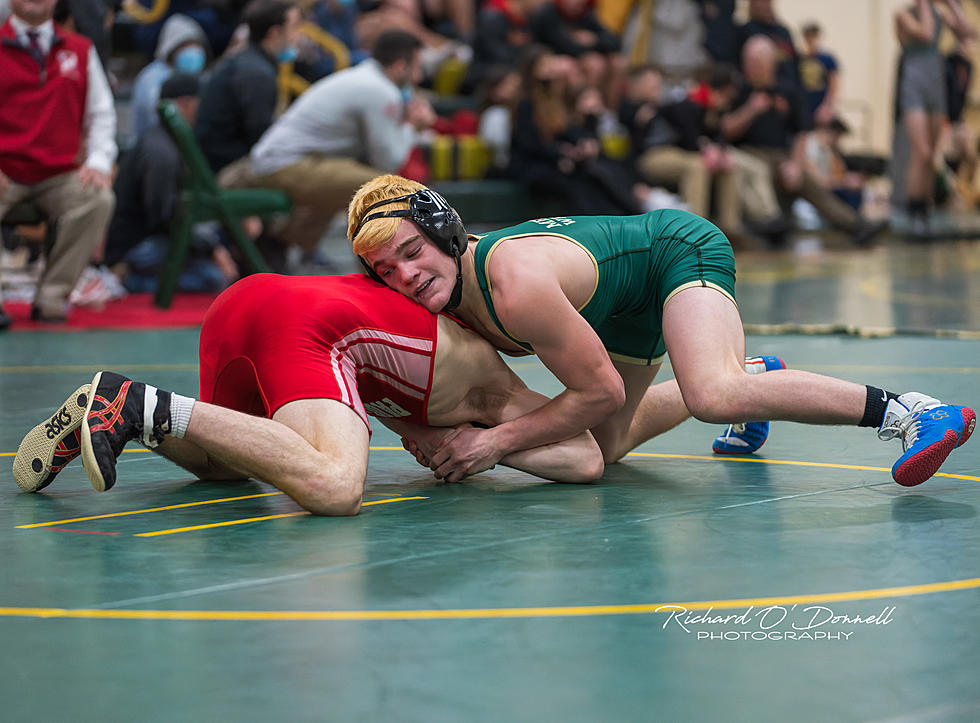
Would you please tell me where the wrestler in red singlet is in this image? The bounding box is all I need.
[198,274,438,432]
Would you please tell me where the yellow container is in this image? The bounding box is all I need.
[456,135,492,180]
[433,57,468,97]
[601,132,631,161]
[429,135,455,181]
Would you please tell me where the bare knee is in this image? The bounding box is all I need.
[567,452,605,482]
[295,462,364,516]
[680,381,745,424]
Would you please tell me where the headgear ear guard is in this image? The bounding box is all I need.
[352,189,467,311]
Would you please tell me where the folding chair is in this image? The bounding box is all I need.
[155,100,292,308]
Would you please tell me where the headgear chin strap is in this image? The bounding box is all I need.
[353,189,467,312]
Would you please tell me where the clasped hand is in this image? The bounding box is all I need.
[416,426,502,484]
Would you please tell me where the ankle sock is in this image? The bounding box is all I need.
[860,386,899,428]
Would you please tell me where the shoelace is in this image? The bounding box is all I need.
[877,401,927,449]
[718,423,746,442]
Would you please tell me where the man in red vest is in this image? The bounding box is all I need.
[0,0,116,328]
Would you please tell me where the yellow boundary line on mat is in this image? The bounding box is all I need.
[1,577,978,621]
[623,452,980,481]
[16,495,427,533]
[132,497,428,537]
[8,449,980,530]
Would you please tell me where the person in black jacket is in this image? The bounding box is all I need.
[724,35,886,245]
[105,74,238,293]
[194,0,301,174]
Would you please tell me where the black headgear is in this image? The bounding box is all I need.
[353,189,467,311]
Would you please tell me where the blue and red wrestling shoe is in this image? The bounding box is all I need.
[878,392,976,486]
[712,355,786,455]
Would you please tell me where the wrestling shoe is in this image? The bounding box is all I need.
[81,371,172,492]
[712,355,786,455]
[878,392,976,487]
[12,385,90,492]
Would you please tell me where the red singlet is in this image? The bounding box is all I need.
[198,274,438,432]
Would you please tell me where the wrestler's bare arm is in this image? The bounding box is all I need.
[384,316,604,483]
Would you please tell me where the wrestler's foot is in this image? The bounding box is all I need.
[81,371,173,492]
[878,392,976,487]
[712,355,786,455]
[13,385,90,492]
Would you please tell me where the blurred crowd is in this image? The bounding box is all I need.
[1,0,978,329]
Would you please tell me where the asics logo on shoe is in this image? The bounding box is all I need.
[89,381,132,434]
[930,409,949,420]
[881,391,888,403]
[44,406,74,439]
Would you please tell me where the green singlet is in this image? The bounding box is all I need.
[471,210,737,365]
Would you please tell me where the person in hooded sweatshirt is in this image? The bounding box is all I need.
[129,13,210,140]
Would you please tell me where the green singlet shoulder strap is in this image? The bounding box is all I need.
[470,233,535,353]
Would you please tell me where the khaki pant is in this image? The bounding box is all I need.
[730,148,781,223]
[0,171,115,314]
[741,146,860,231]
[220,155,379,252]
[636,145,739,230]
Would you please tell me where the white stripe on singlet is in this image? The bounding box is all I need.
[333,328,434,402]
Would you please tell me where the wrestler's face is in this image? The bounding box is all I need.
[363,220,456,312]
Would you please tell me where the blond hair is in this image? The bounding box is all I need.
[347,174,429,255]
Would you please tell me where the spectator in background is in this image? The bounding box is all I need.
[356,0,466,80]
[624,0,707,82]
[622,65,740,234]
[57,0,117,71]
[805,116,865,211]
[689,63,790,243]
[243,30,436,255]
[895,0,975,236]
[0,0,116,326]
[195,0,302,174]
[477,64,523,173]
[104,74,238,295]
[699,0,737,66]
[798,21,839,128]
[945,35,973,127]
[724,36,885,245]
[419,0,475,42]
[509,48,646,215]
[529,0,624,98]
[736,0,799,90]
[309,0,366,75]
[130,14,210,140]
[464,0,537,94]
[132,0,243,60]
[943,34,976,210]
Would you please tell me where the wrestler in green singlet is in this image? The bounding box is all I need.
[471,209,737,365]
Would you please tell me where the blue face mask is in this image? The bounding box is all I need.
[277,45,298,63]
[174,45,206,75]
